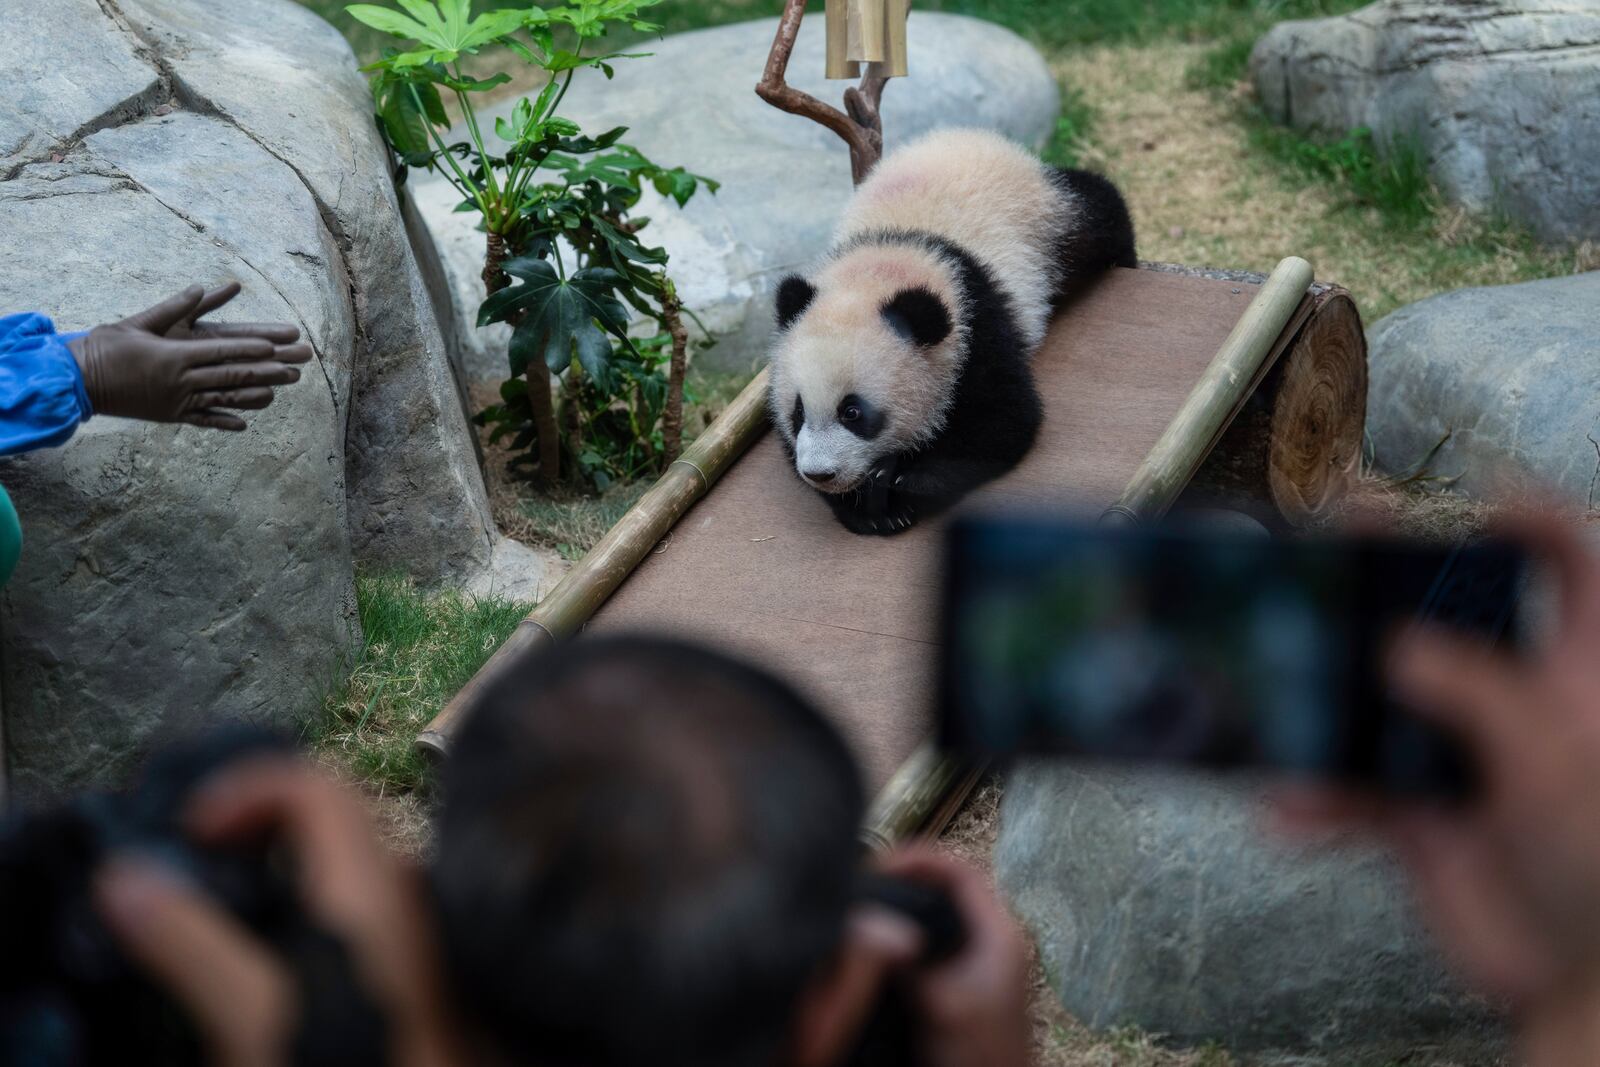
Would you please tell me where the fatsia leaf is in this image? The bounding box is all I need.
[593,216,666,265]
[346,4,440,44]
[479,259,633,380]
[375,82,431,157]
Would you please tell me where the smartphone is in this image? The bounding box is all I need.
[938,515,1528,798]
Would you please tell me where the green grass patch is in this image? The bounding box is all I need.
[1249,122,1435,230]
[309,574,531,793]
[1042,81,1098,170]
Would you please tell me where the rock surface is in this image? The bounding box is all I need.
[1251,1,1600,243]
[0,0,554,799]
[997,764,1504,1062]
[412,13,1061,383]
[1366,270,1600,504]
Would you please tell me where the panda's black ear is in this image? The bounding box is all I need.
[882,287,953,347]
[775,275,816,331]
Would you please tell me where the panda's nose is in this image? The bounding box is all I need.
[803,468,838,485]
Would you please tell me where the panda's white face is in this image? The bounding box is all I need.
[768,246,964,495]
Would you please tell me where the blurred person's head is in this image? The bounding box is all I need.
[432,635,867,1067]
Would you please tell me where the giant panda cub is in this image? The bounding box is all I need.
[768,127,1137,535]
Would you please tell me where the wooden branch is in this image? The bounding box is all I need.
[756,0,896,185]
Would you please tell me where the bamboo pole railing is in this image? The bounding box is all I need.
[419,258,1321,851]
[1103,256,1315,525]
[415,370,772,758]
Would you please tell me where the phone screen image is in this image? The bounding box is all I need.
[939,518,1526,797]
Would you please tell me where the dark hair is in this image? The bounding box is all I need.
[432,635,866,1067]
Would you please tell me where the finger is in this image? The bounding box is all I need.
[191,281,244,321]
[194,322,302,345]
[172,337,278,365]
[1390,626,1525,756]
[186,363,302,392]
[185,760,394,934]
[96,857,294,1067]
[789,906,922,1067]
[1491,507,1600,637]
[194,387,276,412]
[183,410,249,432]
[1393,811,1558,1001]
[271,342,314,365]
[1266,783,1397,841]
[874,847,1022,973]
[122,286,206,333]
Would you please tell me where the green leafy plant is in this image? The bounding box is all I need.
[349,0,717,489]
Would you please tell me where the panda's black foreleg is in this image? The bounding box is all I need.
[822,454,913,536]
[824,452,999,537]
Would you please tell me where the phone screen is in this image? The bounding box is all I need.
[938,517,1526,798]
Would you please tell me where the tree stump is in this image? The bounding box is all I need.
[1152,264,1368,527]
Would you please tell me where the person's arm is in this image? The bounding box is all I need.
[0,284,313,457]
[0,312,93,455]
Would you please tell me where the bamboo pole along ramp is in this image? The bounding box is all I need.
[419,257,1366,849]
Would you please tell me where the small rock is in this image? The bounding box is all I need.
[153,102,173,116]
[1167,225,1184,239]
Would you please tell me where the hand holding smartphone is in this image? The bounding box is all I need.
[938,516,1528,800]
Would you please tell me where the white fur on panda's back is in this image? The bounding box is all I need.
[833,128,1072,350]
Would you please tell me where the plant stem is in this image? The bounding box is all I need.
[483,232,561,488]
[660,278,688,465]
[410,83,490,218]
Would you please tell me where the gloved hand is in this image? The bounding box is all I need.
[68,282,314,431]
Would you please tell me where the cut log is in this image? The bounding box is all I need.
[1146,264,1368,527]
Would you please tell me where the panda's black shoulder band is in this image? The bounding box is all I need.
[775,275,816,331]
[882,287,953,347]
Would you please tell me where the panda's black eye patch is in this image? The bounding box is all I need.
[790,395,804,436]
[881,286,953,347]
[837,394,885,440]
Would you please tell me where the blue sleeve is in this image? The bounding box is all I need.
[0,313,93,456]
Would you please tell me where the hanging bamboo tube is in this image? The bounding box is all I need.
[1103,256,1315,526]
[416,369,773,758]
[825,0,859,80]
[852,0,887,63]
[874,0,910,79]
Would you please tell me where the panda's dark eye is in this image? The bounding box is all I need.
[790,396,804,435]
[836,394,884,439]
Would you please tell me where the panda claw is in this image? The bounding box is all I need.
[893,475,904,487]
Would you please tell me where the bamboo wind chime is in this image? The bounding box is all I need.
[825,0,910,80]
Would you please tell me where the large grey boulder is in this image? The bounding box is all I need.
[413,13,1061,382]
[0,0,551,799]
[997,765,1504,1063]
[1251,1,1600,244]
[1366,271,1600,504]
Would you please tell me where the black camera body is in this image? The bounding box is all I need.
[0,729,386,1067]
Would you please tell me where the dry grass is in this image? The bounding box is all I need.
[1065,43,1586,322]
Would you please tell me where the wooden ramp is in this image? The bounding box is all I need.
[420,261,1367,837]
[590,269,1277,791]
